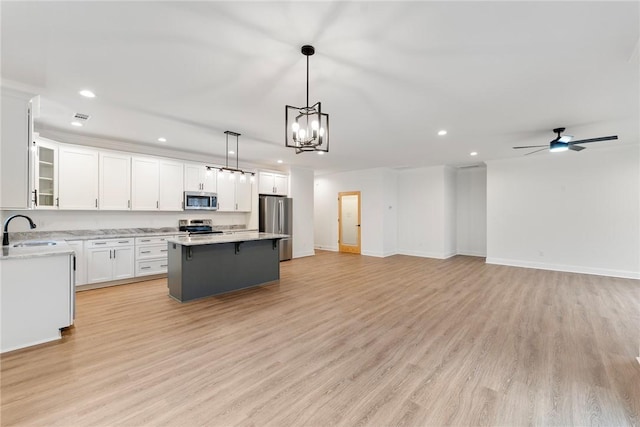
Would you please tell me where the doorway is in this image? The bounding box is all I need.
[338,191,361,254]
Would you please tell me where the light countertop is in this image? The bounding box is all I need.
[1,226,258,260]
[5,225,255,243]
[6,227,185,242]
[1,241,74,260]
[166,232,289,246]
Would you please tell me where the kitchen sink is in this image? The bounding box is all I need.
[12,241,58,247]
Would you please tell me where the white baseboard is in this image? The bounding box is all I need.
[486,257,640,280]
[293,250,316,259]
[396,249,454,260]
[456,250,487,257]
[361,250,399,258]
[314,245,338,252]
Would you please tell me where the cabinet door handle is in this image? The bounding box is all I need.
[160,249,167,252]
[118,241,129,244]
[160,264,167,268]
[109,249,112,259]
[141,250,151,254]
[94,242,107,245]
[156,201,159,209]
[140,239,150,242]
[128,200,130,208]
[56,197,59,207]
[141,266,151,270]
[33,189,38,207]
[113,250,116,259]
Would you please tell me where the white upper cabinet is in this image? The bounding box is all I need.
[0,88,32,209]
[58,145,99,210]
[131,156,160,210]
[235,177,252,212]
[184,163,216,192]
[216,171,235,212]
[258,172,288,196]
[99,151,131,210]
[159,159,184,211]
[33,138,59,209]
[217,171,252,212]
[132,156,183,211]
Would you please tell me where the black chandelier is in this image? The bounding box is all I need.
[285,45,329,154]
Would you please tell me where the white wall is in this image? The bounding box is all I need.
[289,166,315,258]
[486,145,640,279]
[397,166,454,259]
[443,166,457,257]
[456,165,487,256]
[381,168,398,256]
[314,168,397,257]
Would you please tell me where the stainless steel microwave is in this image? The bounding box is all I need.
[184,191,218,210]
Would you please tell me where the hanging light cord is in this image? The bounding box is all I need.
[306,54,310,109]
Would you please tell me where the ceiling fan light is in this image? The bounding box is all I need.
[558,135,573,143]
[550,141,569,152]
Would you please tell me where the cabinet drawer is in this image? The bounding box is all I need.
[87,238,134,248]
[136,259,168,276]
[135,235,176,245]
[136,243,168,259]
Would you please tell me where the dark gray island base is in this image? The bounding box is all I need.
[166,233,288,302]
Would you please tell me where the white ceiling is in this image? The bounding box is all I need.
[2,1,638,175]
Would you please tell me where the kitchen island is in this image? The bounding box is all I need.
[165,232,288,302]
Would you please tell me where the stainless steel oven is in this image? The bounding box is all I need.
[184,191,218,210]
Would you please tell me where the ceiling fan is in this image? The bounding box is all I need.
[513,127,618,155]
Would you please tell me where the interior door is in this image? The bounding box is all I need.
[338,191,361,254]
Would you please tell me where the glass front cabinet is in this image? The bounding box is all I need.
[32,138,59,209]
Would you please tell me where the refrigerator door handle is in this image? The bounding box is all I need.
[278,199,284,233]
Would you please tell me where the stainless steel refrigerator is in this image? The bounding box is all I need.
[259,196,293,261]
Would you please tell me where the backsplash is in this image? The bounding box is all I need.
[0,209,254,233]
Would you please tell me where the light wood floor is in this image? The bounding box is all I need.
[2,252,639,426]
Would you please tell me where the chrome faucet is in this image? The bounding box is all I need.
[3,214,37,246]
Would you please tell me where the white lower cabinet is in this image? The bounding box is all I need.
[135,235,175,276]
[1,253,74,353]
[66,240,86,286]
[86,238,134,284]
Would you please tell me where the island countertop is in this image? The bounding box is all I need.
[166,232,288,246]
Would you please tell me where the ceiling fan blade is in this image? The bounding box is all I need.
[513,145,547,149]
[569,145,586,152]
[571,135,618,144]
[525,148,548,156]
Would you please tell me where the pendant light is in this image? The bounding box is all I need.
[285,45,329,154]
[206,131,255,182]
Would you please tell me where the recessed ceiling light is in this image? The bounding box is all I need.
[157,137,167,142]
[71,121,83,127]
[470,151,478,156]
[438,130,447,136]
[79,90,96,98]
[277,160,283,164]
[228,150,235,155]
[317,151,325,155]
